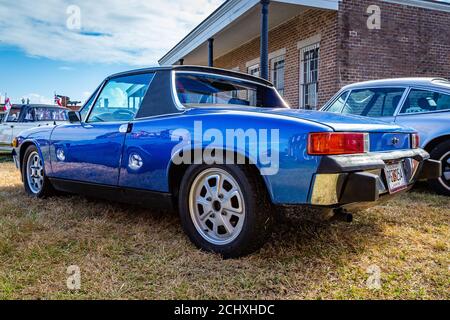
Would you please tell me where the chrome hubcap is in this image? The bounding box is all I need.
[27,151,44,194]
[439,151,450,190]
[189,168,245,245]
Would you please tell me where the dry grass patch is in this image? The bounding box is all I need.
[0,158,449,299]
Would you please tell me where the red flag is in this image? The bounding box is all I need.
[54,95,62,107]
[4,97,12,111]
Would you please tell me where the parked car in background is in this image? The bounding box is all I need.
[12,66,440,257]
[321,78,450,195]
[0,104,69,153]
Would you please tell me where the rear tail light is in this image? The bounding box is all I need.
[411,133,420,149]
[307,132,369,155]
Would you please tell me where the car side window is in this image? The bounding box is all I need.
[87,73,154,123]
[79,90,98,122]
[33,108,68,121]
[24,108,35,122]
[399,89,450,114]
[326,91,349,113]
[342,88,405,117]
[6,107,21,122]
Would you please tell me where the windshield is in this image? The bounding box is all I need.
[175,72,287,108]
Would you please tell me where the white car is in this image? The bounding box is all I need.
[0,104,69,153]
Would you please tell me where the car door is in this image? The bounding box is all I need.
[394,87,450,146]
[0,107,21,151]
[12,106,41,139]
[0,111,12,149]
[50,72,155,185]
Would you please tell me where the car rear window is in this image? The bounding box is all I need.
[24,107,68,121]
[175,72,287,108]
[342,88,405,117]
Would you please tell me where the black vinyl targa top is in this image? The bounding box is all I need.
[135,70,181,118]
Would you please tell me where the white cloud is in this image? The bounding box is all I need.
[82,91,92,98]
[0,0,223,66]
[58,66,75,71]
[20,93,54,105]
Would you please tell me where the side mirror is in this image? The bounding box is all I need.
[68,111,81,123]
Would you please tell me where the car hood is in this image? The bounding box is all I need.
[185,107,415,133]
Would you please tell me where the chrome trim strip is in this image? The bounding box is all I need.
[363,133,370,153]
[171,70,188,111]
[133,111,187,122]
[84,80,107,123]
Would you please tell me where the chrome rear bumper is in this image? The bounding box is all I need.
[310,149,441,207]
[11,149,20,169]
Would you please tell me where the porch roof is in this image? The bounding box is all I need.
[158,0,339,66]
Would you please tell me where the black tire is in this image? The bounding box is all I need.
[178,164,273,258]
[22,145,54,198]
[428,140,450,196]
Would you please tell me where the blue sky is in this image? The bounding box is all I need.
[0,0,223,105]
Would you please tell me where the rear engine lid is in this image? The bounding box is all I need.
[369,132,413,152]
[261,109,414,133]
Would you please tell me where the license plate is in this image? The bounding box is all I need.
[384,161,407,193]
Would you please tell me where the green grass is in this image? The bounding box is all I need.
[0,160,449,300]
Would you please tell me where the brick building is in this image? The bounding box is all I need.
[159,0,450,109]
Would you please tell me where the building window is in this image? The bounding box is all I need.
[247,64,260,105]
[270,55,285,96]
[299,43,319,109]
[247,64,260,77]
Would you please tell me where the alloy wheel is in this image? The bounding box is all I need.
[438,151,450,191]
[26,151,44,194]
[188,168,246,245]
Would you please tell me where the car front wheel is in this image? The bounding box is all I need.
[178,164,273,258]
[22,145,54,198]
[428,140,450,196]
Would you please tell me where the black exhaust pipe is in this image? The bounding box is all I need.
[332,208,353,223]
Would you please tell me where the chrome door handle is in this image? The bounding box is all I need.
[119,124,128,133]
[119,123,133,133]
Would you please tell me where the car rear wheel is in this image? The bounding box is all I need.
[428,140,450,196]
[22,145,54,198]
[178,164,273,258]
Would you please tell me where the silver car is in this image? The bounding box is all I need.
[321,78,450,195]
[0,104,69,153]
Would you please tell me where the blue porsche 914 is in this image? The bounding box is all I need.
[12,66,441,257]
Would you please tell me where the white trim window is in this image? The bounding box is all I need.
[247,64,260,105]
[299,42,320,109]
[247,64,260,77]
[270,55,285,96]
